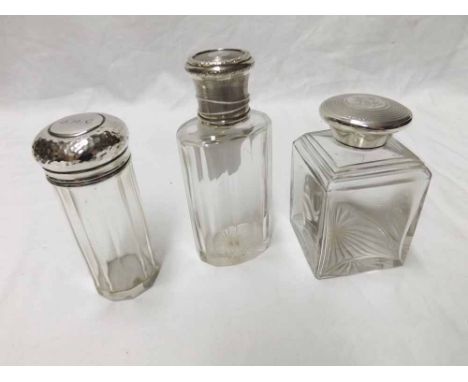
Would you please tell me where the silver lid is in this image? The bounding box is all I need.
[319,93,412,149]
[32,112,130,186]
[185,48,254,76]
[185,49,254,125]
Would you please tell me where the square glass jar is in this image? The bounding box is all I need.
[290,95,431,279]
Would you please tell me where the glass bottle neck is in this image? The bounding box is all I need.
[192,72,251,125]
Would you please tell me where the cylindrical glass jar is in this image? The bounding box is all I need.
[32,113,159,300]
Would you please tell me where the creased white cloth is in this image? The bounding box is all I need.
[0,16,467,365]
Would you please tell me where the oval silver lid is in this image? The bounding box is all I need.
[319,94,412,148]
[185,48,254,76]
[48,113,105,138]
[32,112,130,186]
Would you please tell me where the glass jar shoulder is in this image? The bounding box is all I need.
[296,130,429,171]
[293,130,431,191]
[177,110,271,147]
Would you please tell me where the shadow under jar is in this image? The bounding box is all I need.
[32,113,159,300]
[290,94,431,279]
[177,49,272,266]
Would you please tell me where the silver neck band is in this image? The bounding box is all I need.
[192,72,251,125]
[45,150,131,187]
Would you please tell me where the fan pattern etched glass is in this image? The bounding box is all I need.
[290,130,431,279]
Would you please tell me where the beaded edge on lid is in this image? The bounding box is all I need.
[185,48,254,75]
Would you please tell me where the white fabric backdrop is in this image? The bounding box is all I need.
[1,16,467,365]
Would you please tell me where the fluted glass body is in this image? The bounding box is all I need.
[177,110,272,266]
[290,130,431,279]
[55,160,159,300]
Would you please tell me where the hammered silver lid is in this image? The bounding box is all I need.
[319,94,412,149]
[32,112,130,186]
[185,48,254,76]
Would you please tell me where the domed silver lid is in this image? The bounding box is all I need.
[185,48,254,76]
[319,93,412,149]
[32,112,130,186]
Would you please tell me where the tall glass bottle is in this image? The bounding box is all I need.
[177,49,272,266]
[290,94,431,279]
[32,113,159,300]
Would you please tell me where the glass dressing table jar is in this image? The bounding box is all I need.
[177,49,272,266]
[290,94,431,279]
[32,112,159,300]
